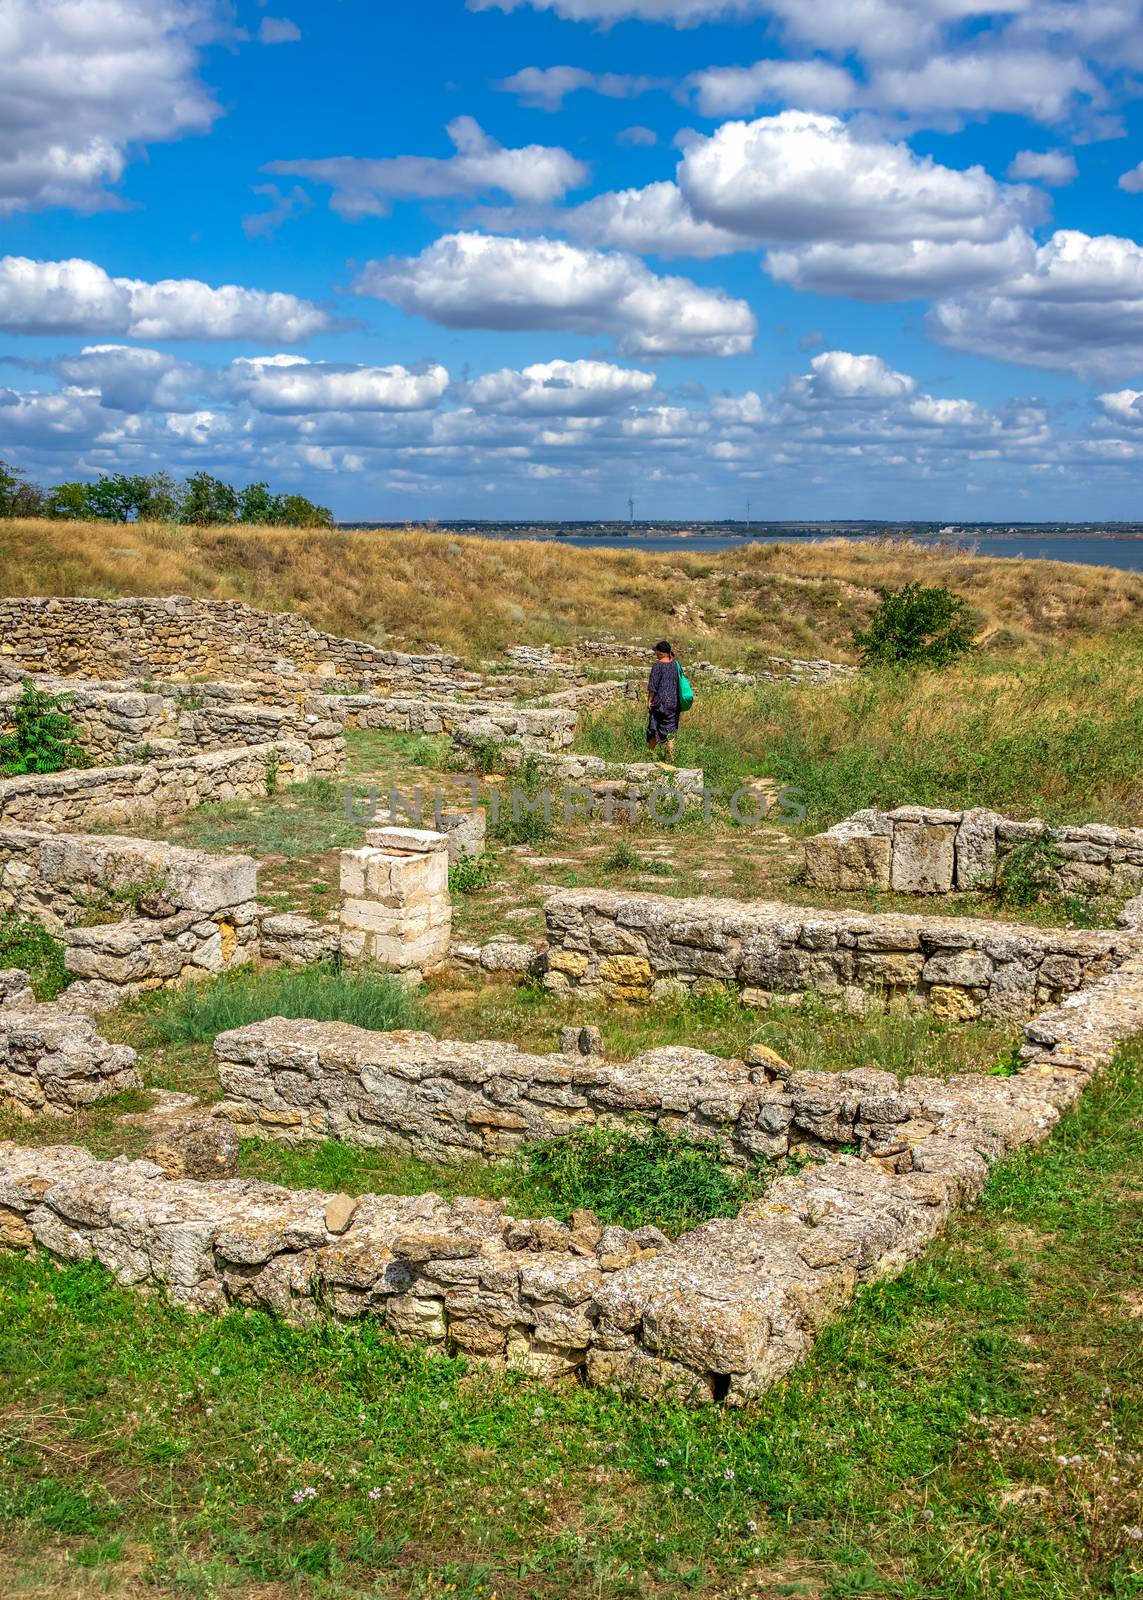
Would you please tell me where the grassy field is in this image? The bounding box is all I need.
[1,1040,1139,1599]
[2,518,1142,664]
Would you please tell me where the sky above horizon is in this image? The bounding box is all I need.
[3,0,1143,521]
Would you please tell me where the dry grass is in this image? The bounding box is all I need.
[1,520,1140,665]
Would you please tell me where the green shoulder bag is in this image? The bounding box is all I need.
[676,660,695,713]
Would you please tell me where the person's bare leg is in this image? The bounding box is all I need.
[664,737,676,764]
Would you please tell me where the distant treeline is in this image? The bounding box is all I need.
[0,459,333,528]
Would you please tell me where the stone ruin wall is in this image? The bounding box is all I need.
[5,938,1142,1399]
[541,887,1132,1020]
[0,829,260,997]
[0,740,320,832]
[0,972,141,1115]
[0,595,475,695]
[804,805,1143,898]
[0,677,348,769]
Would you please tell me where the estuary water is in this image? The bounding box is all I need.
[488,531,1143,571]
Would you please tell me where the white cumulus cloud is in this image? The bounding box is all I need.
[0,256,334,341]
[929,230,1143,377]
[267,117,588,219]
[1008,148,1078,184]
[794,350,917,401]
[466,358,656,413]
[0,0,224,214]
[688,59,858,118]
[227,356,450,412]
[1119,161,1143,194]
[354,232,757,357]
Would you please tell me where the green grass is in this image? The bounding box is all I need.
[241,1124,776,1238]
[0,1041,1139,1597]
[518,1124,773,1234]
[0,914,70,1000]
[142,961,425,1046]
[578,646,1143,828]
[121,773,364,859]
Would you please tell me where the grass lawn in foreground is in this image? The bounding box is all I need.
[0,1040,1139,1598]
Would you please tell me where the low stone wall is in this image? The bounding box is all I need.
[0,828,260,993]
[212,1016,1062,1175]
[0,595,472,693]
[0,740,317,831]
[0,677,347,772]
[0,1001,141,1115]
[804,806,1143,897]
[343,696,576,752]
[505,642,856,688]
[6,940,1142,1397]
[461,745,706,821]
[542,888,1129,1018]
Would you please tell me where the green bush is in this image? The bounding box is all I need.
[0,678,87,775]
[0,916,70,1000]
[854,582,976,668]
[143,961,425,1045]
[518,1125,773,1236]
[448,850,498,895]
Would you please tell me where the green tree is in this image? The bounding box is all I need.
[0,459,40,517]
[43,481,93,520]
[854,581,976,669]
[0,679,88,775]
[237,481,283,524]
[276,493,334,528]
[177,472,239,526]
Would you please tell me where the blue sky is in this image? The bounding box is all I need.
[3,0,1143,520]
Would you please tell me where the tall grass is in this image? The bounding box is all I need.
[143,961,424,1045]
[2,518,1140,664]
[580,639,1143,825]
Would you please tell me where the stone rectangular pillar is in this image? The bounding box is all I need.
[339,826,451,973]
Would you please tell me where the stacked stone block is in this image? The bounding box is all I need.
[804,806,1143,896]
[339,826,452,972]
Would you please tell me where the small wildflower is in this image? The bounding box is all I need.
[291,1485,317,1504]
[655,1457,669,1469]
[1125,1527,1143,1542]
[746,1518,758,1533]
[368,1487,383,1501]
[724,1468,735,1481]
[210,1365,221,1376]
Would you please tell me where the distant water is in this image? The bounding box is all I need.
[499,531,1143,571]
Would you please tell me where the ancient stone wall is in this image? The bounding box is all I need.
[342,696,576,751]
[6,938,1142,1397]
[0,595,471,692]
[0,999,141,1115]
[803,806,1143,897]
[213,1014,1058,1175]
[450,741,705,821]
[0,740,316,831]
[542,888,1129,1019]
[0,829,259,995]
[0,677,346,772]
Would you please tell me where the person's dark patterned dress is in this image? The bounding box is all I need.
[647,658,680,741]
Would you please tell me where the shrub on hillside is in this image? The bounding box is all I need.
[0,679,88,775]
[854,582,976,668]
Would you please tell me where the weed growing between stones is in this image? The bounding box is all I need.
[141,960,425,1045]
[0,915,70,1000]
[448,851,499,895]
[0,678,88,776]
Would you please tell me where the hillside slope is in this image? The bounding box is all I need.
[1,518,1140,664]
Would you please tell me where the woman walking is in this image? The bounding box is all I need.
[646,639,680,763]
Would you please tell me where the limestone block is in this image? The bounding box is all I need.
[802,833,891,892]
[928,985,980,1021]
[954,809,999,890]
[890,822,956,894]
[922,951,992,987]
